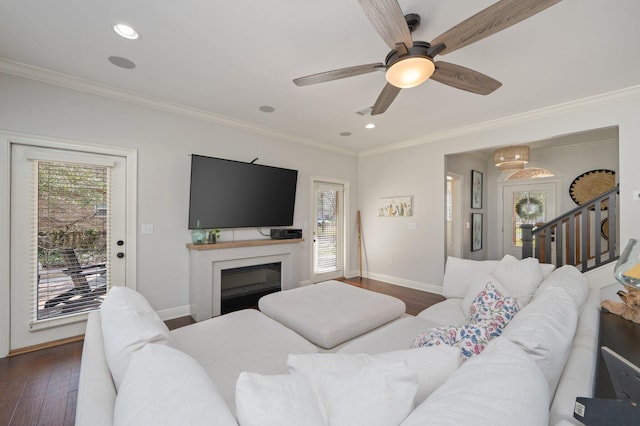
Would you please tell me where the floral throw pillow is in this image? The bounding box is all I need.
[413,324,490,360]
[413,283,520,360]
[468,282,520,336]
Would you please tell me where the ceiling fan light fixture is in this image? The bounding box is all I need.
[494,145,530,172]
[385,56,435,89]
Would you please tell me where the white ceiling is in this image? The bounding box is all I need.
[0,0,638,154]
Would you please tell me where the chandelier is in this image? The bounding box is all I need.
[493,145,530,172]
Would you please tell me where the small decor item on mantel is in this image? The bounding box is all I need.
[207,229,221,244]
[191,220,207,245]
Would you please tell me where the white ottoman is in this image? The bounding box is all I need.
[258,280,406,349]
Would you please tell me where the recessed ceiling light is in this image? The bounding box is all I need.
[113,24,139,40]
[108,56,136,69]
[365,123,376,129]
[259,105,275,113]
[339,132,352,136]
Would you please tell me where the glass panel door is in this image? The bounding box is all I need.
[313,181,344,282]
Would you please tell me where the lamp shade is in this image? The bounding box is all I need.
[385,56,435,88]
[494,145,530,172]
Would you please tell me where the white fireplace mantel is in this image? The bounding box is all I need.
[187,239,303,321]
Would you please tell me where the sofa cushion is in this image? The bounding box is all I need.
[338,316,442,354]
[401,338,550,426]
[501,285,579,397]
[171,309,318,415]
[113,343,236,426]
[535,265,589,311]
[288,345,460,405]
[416,298,466,326]
[491,255,544,307]
[442,257,500,299]
[100,286,175,390]
[236,362,417,426]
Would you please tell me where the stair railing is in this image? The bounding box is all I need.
[521,185,618,272]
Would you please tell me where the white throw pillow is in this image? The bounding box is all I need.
[235,372,325,426]
[310,362,417,426]
[501,285,578,396]
[442,257,500,299]
[401,338,549,426]
[491,255,544,307]
[237,362,418,426]
[100,286,175,389]
[288,345,460,405]
[114,343,237,426]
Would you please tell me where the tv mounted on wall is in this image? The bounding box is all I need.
[188,154,298,229]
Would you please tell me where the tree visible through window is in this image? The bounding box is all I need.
[36,161,109,320]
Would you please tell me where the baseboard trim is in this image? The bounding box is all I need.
[156,304,191,321]
[349,270,443,295]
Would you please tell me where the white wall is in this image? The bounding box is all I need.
[359,86,640,292]
[0,73,360,316]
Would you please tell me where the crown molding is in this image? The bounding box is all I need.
[0,58,358,157]
[360,85,640,157]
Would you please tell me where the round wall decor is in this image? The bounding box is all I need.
[569,169,616,209]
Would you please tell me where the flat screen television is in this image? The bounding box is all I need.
[188,154,298,229]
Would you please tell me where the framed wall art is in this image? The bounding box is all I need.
[378,195,413,217]
[471,213,483,252]
[471,170,483,209]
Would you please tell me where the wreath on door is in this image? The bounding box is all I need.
[515,196,543,221]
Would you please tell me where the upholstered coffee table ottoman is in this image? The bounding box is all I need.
[258,280,406,349]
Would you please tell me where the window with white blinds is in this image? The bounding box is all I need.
[316,189,338,272]
[32,160,111,323]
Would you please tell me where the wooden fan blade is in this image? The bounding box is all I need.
[371,83,401,115]
[358,0,413,50]
[432,0,562,55]
[293,63,384,86]
[431,61,502,95]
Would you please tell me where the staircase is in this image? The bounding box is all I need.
[521,185,619,272]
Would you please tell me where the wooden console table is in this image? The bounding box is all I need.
[596,308,640,398]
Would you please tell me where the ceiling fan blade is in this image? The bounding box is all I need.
[358,0,413,50]
[293,63,384,86]
[371,83,401,115]
[432,0,562,55]
[431,61,502,95]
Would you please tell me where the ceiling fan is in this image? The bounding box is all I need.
[293,0,562,115]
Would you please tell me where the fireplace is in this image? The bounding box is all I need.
[221,262,281,314]
[188,239,303,321]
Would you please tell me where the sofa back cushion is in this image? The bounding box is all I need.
[442,257,500,299]
[501,285,579,398]
[100,286,175,389]
[535,265,589,312]
[401,338,549,426]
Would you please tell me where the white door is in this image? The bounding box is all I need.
[312,181,344,282]
[10,144,127,351]
[502,182,557,259]
[446,173,463,258]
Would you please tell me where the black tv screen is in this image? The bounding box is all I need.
[188,154,298,229]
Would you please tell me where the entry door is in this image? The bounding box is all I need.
[312,181,344,282]
[502,182,557,259]
[10,144,127,351]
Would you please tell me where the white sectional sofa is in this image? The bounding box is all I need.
[76,256,600,426]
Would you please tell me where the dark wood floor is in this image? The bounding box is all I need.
[0,278,442,425]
